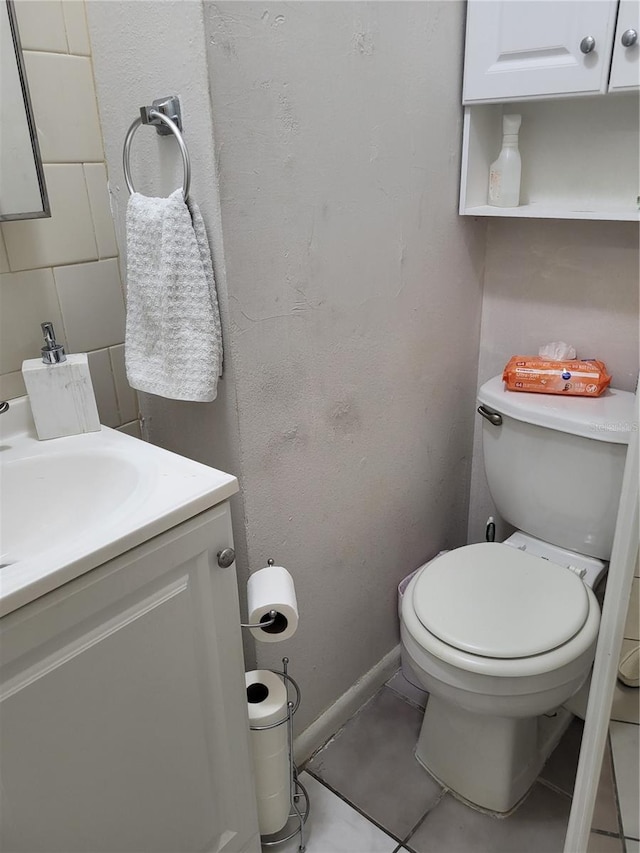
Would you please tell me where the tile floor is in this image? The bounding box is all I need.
[274,670,639,853]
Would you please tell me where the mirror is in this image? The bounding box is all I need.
[0,0,49,221]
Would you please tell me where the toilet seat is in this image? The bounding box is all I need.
[412,543,590,659]
[402,545,600,679]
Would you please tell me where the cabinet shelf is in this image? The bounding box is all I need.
[460,94,640,222]
[464,204,639,222]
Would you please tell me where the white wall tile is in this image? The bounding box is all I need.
[0,268,65,374]
[0,371,27,402]
[14,1,68,53]
[2,164,97,270]
[61,0,90,55]
[109,344,138,423]
[0,230,9,273]
[609,721,639,839]
[84,164,118,258]
[23,52,103,162]
[53,258,125,352]
[87,348,119,427]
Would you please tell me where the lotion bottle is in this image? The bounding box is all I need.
[22,322,100,440]
[488,114,522,208]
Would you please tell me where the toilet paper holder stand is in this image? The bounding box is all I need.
[250,657,310,851]
[239,559,279,630]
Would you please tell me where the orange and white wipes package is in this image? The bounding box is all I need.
[502,356,611,397]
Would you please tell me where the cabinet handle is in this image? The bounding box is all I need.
[621,29,638,47]
[580,36,596,54]
[217,548,236,568]
[580,36,596,53]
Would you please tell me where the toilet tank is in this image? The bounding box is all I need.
[477,376,636,560]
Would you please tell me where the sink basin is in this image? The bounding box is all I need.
[1,451,143,562]
[0,398,238,616]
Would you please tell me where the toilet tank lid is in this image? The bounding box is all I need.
[478,375,637,445]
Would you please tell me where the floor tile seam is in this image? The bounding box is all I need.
[399,785,450,853]
[537,776,574,801]
[303,685,390,765]
[384,683,427,713]
[608,729,629,842]
[609,717,640,726]
[302,767,405,847]
[589,828,623,839]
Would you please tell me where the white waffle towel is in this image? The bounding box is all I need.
[125,189,222,402]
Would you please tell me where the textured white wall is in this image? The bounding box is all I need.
[85,0,252,626]
[88,0,486,731]
[468,219,640,545]
[204,1,486,729]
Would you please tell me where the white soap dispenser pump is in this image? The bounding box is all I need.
[488,114,522,208]
[22,322,100,440]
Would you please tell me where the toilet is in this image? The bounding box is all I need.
[400,375,635,814]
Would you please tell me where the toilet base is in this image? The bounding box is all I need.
[415,696,572,813]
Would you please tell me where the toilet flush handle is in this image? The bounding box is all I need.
[477,405,502,426]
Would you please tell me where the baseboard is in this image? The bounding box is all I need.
[293,644,401,765]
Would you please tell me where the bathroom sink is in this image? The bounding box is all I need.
[0,397,238,616]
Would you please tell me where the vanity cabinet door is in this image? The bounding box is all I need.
[463,0,618,103]
[0,504,260,853]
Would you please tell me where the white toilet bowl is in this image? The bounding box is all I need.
[400,542,601,813]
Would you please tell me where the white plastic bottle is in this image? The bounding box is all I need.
[488,114,522,208]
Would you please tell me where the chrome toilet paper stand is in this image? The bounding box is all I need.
[235,556,309,849]
[245,656,310,852]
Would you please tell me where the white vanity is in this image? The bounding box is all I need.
[0,400,260,853]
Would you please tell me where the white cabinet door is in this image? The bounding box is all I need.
[0,505,260,853]
[609,0,640,91]
[463,0,618,103]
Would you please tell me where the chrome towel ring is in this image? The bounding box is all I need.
[122,96,191,203]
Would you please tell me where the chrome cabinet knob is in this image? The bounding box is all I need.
[217,548,236,568]
[580,36,596,54]
[621,28,638,47]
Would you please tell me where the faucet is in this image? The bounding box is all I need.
[0,401,9,414]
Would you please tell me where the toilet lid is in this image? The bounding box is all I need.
[412,543,590,659]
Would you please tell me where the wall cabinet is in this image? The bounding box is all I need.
[460,0,640,220]
[0,503,260,853]
[463,0,637,104]
[610,0,640,92]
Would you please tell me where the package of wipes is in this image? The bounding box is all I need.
[502,356,611,396]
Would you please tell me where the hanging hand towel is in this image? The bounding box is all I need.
[125,189,222,402]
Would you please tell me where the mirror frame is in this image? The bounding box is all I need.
[1,0,50,222]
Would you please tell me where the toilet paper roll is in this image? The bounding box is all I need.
[247,565,299,643]
[245,670,290,836]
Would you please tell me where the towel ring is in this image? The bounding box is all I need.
[123,109,191,202]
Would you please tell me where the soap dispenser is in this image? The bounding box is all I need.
[22,322,100,440]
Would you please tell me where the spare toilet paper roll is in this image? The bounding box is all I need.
[247,564,299,643]
[246,669,290,836]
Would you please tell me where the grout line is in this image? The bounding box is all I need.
[302,768,405,847]
[608,728,629,843]
[384,682,428,713]
[590,828,624,839]
[537,777,574,801]
[400,786,449,853]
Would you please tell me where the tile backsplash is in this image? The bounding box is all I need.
[0,0,138,435]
